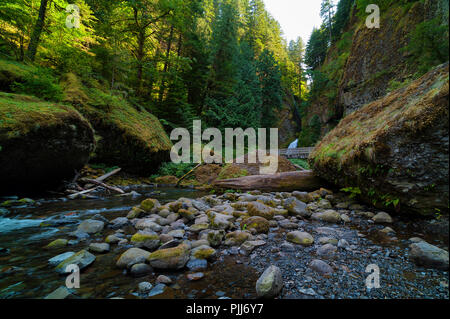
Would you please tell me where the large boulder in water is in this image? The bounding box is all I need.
[310,64,449,216]
[61,73,172,175]
[0,92,95,193]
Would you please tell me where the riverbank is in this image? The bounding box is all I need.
[0,185,448,299]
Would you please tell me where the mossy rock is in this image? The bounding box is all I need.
[0,92,95,193]
[45,239,68,249]
[240,216,270,234]
[147,243,190,270]
[140,199,159,212]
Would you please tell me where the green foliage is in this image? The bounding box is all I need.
[340,186,361,199]
[298,114,322,147]
[288,158,310,170]
[403,18,449,77]
[156,162,196,178]
[11,67,63,101]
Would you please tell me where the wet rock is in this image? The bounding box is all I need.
[45,239,68,249]
[116,248,151,269]
[138,282,153,294]
[292,191,313,203]
[255,265,283,298]
[48,252,75,266]
[207,211,234,230]
[131,231,160,250]
[207,230,225,247]
[156,275,172,284]
[140,198,160,212]
[127,207,145,219]
[316,244,337,258]
[130,263,153,277]
[282,197,309,217]
[88,243,110,254]
[311,210,341,223]
[147,243,190,269]
[168,229,185,239]
[372,212,393,224]
[148,283,166,297]
[224,231,252,246]
[76,219,104,234]
[189,223,209,232]
[318,237,338,245]
[44,286,73,299]
[159,239,180,250]
[105,234,121,244]
[278,220,298,229]
[337,239,350,249]
[317,199,332,209]
[187,258,208,271]
[191,245,216,260]
[240,240,266,255]
[135,219,162,232]
[309,259,334,275]
[240,216,270,234]
[286,231,314,246]
[281,242,295,252]
[340,214,350,223]
[409,242,449,270]
[248,202,275,220]
[110,217,129,229]
[191,239,210,249]
[55,250,96,273]
[187,272,204,281]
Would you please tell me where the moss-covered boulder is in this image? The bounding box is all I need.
[241,216,270,234]
[147,243,190,270]
[0,92,95,193]
[61,73,172,175]
[140,198,160,212]
[247,202,275,220]
[310,64,449,216]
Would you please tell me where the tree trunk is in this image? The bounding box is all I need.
[136,29,146,95]
[213,171,323,192]
[26,0,49,61]
[158,25,174,103]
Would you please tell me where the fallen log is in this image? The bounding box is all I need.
[68,187,99,199]
[95,168,121,182]
[79,178,125,194]
[212,170,322,192]
[176,163,203,187]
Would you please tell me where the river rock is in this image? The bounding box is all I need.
[135,219,162,232]
[207,230,225,247]
[372,212,393,224]
[156,275,173,284]
[48,252,75,266]
[105,234,121,244]
[309,259,334,275]
[311,210,341,223]
[45,239,68,249]
[130,263,153,277]
[409,242,449,270]
[186,258,208,271]
[208,212,234,230]
[240,240,266,255]
[191,245,216,260]
[131,232,160,250]
[248,202,275,220]
[147,243,190,269]
[76,219,104,234]
[255,265,283,298]
[286,231,314,246]
[110,217,129,229]
[88,243,110,253]
[127,207,145,219]
[187,272,204,281]
[224,231,252,246]
[55,250,96,273]
[138,282,153,294]
[140,198,160,212]
[240,216,270,234]
[116,248,151,269]
[316,244,337,258]
[282,197,309,217]
[44,286,73,299]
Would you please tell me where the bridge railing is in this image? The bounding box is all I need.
[279,147,315,159]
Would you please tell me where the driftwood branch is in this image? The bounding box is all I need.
[176,163,202,187]
[95,168,121,182]
[68,187,99,199]
[79,178,125,194]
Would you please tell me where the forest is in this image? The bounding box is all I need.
[0,0,448,301]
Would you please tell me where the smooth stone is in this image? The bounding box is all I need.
[309,259,334,275]
[409,242,449,270]
[286,231,314,246]
[255,265,283,298]
[156,275,172,284]
[48,252,75,266]
[76,219,104,234]
[44,286,72,299]
[55,250,96,273]
[186,258,208,271]
[148,283,166,297]
[138,282,153,294]
[372,212,393,224]
[187,272,204,281]
[130,263,153,277]
[116,248,151,269]
[88,243,110,253]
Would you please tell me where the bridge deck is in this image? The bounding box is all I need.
[279,147,315,159]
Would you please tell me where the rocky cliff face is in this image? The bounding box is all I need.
[0,93,95,194]
[310,63,449,216]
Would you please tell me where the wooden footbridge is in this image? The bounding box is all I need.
[279,147,315,159]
